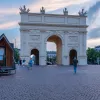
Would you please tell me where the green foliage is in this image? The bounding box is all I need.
[14,48,20,63]
[87,48,100,64]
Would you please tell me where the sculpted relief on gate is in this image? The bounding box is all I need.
[26,30,41,54]
[67,31,79,45]
[29,35,40,41]
[68,36,78,43]
[28,42,40,54]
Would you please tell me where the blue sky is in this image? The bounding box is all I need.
[0,0,100,50]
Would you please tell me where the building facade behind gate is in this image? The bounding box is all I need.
[19,6,88,65]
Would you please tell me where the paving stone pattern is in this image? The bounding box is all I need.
[0,65,100,100]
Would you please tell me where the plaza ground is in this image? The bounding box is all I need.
[0,65,100,100]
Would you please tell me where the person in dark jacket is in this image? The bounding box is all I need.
[19,59,22,66]
[73,57,78,74]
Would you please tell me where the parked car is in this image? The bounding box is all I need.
[46,61,52,65]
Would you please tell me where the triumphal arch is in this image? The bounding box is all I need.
[19,6,88,65]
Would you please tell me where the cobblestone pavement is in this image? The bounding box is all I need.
[0,65,100,100]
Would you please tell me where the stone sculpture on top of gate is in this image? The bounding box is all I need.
[78,8,87,16]
[40,7,45,14]
[19,5,30,13]
[63,8,68,15]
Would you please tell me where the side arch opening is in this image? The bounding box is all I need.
[31,49,39,65]
[69,49,77,65]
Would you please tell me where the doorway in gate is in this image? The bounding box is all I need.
[31,49,39,65]
[69,49,77,65]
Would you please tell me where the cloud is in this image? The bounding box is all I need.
[0,0,99,15]
[29,0,92,13]
[0,0,37,15]
[47,42,56,51]
[87,1,100,24]
[0,0,96,29]
[86,1,100,50]
[87,38,100,48]
[0,8,19,15]
[0,0,99,49]
[48,0,98,15]
[0,21,18,30]
[88,27,100,39]
[88,10,100,32]
[87,1,100,32]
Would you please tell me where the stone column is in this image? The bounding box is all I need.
[84,33,87,56]
[62,44,68,65]
[40,34,46,65]
[79,32,83,56]
[56,40,62,65]
[78,32,87,65]
[83,32,87,65]
[64,33,69,65]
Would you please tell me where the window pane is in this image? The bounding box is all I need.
[0,48,4,55]
[0,55,3,60]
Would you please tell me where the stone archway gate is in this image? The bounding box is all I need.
[19,7,88,65]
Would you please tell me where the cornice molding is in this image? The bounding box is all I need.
[19,23,88,28]
[20,29,30,32]
[20,29,87,34]
[21,13,87,18]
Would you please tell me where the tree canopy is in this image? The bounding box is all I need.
[87,48,100,64]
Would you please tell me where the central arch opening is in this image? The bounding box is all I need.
[31,49,39,65]
[46,35,62,65]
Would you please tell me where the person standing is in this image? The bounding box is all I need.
[73,57,78,74]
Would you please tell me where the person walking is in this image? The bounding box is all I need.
[73,57,78,74]
[19,59,22,66]
[22,59,26,67]
[28,58,33,70]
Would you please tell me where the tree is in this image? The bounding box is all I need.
[87,48,100,64]
[14,48,20,63]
